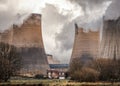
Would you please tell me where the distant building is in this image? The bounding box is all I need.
[47,64,69,79]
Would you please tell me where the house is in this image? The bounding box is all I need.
[47,64,69,79]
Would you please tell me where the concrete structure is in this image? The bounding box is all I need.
[100,17,120,60]
[70,24,100,63]
[0,13,49,76]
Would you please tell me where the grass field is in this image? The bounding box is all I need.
[0,79,120,86]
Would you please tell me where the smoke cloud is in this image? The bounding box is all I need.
[0,0,39,32]
[69,0,111,30]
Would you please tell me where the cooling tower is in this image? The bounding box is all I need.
[100,17,120,60]
[70,24,100,63]
[0,14,49,76]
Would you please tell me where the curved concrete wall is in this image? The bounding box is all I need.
[70,24,100,63]
[100,17,120,60]
[0,14,49,76]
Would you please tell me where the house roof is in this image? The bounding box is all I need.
[49,64,69,69]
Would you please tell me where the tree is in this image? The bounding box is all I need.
[0,42,21,82]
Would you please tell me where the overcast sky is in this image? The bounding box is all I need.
[0,0,119,63]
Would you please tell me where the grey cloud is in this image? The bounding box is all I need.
[55,21,75,51]
[70,0,111,29]
[70,0,111,10]
[0,0,7,4]
[0,0,31,32]
[41,4,70,35]
[41,4,73,63]
[0,0,16,31]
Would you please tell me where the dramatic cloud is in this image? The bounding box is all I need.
[55,22,75,51]
[41,4,68,54]
[41,3,76,63]
[0,0,17,32]
[69,0,111,30]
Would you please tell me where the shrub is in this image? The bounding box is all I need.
[94,58,120,81]
[34,74,44,79]
[70,67,99,82]
[79,67,99,82]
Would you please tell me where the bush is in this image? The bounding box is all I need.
[94,58,120,81]
[34,74,44,79]
[69,57,99,82]
[79,67,99,82]
[70,67,99,82]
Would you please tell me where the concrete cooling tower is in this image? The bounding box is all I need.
[100,17,120,60]
[70,24,100,63]
[0,13,49,76]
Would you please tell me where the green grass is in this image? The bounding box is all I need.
[0,79,120,86]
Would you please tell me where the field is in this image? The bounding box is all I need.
[0,79,120,86]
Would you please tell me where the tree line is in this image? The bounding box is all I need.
[69,54,120,82]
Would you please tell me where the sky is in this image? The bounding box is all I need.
[0,0,119,63]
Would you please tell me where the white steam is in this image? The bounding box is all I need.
[69,0,111,30]
[0,0,38,32]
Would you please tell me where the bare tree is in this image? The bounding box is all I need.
[0,42,21,82]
